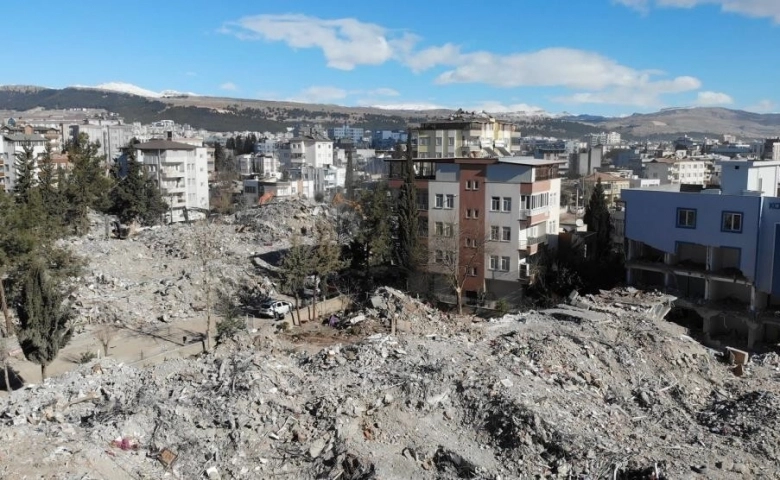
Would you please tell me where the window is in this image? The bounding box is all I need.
[436,152,443,158]
[465,180,480,190]
[418,218,428,237]
[435,250,444,263]
[466,209,472,219]
[722,212,743,233]
[444,250,455,263]
[435,222,444,236]
[448,137,455,146]
[436,137,443,146]
[467,267,477,276]
[501,256,510,272]
[489,255,499,270]
[491,197,500,211]
[445,194,455,209]
[419,138,429,146]
[444,223,454,238]
[465,237,475,248]
[417,190,429,210]
[473,209,479,218]
[490,225,500,241]
[676,208,696,228]
[434,194,443,208]
[502,197,512,212]
[501,227,511,242]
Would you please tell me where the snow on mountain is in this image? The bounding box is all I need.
[72,82,198,98]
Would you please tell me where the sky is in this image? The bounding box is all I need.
[3,0,780,116]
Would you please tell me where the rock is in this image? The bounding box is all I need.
[206,466,221,479]
[309,438,327,459]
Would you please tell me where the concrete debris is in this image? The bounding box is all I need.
[3,282,780,478]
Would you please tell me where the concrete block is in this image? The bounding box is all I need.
[726,347,749,365]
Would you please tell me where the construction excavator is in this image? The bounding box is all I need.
[331,191,362,215]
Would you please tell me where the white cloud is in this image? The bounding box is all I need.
[554,76,701,107]
[221,14,417,70]
[745,99,778,113]
[366,87,400,97]
[618,0,780,23]
[289,86,349,103]
[366,103,447,111]
[220,82,238,91]
[694,90,734,105]
[469,101,547,114]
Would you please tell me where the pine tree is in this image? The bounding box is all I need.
[355,183,392,268]
[279,235,312,326]
[13,143,36,204]
[214,142,227,172]
[245,133,258,154]
[16,260,73,380]
[394,130,420,286]
[108,149,167,225]
[310,222,344,321]
[63,133,112,233]
[583,179,612,259]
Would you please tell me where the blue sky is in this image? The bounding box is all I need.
[3,0,780,115]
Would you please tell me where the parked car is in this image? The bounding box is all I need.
[258,300,293,318]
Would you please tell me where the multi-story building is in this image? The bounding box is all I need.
[586,132,621,147]
[69,123,134,161]
[388,156,563,305]
[644,157,710,186]
[622,159,780,347]
[583,172,631,206]
[278,131,333,169]
[327,124,366,144]
[413,115,518,159]
[133,139,209,223]
[0,133,47,192]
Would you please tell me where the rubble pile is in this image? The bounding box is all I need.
[3,286,780,478]
[235,199,330,243]
[61,220,276,327]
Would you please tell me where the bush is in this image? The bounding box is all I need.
[314,191,325,203]
[78,351,97,364]
[495,298,510,317]
[216,316,246,343]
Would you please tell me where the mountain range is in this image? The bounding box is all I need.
[1,84,778,140]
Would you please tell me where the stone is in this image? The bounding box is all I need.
[206,466,221,480]
[309,438,327,459]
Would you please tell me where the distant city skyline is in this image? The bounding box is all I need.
[2,0,779,115]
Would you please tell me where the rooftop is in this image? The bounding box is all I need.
[3,133,46,142]
[497,156,567,167]
[133,139,196,151]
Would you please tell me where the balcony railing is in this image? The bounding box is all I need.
[519,236,546,249]
[519,207,548,220]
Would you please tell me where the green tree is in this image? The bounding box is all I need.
[311,222,344,321]
[13,143,36,204]
[63,133,112,234]
[583,179,612,259]
[353,183,392,269]
[279,235,312,326]
[108,149,167,225]
[394,131,420,287]
[214,142,229,173]
[15,260,74,380]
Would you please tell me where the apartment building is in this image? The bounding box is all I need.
[413,115,518,159]
[70,123,134,161]
[133,139,209,223]
[622,159,780,347]
[0,133,47,192]
[583,172,631,205]
[327,124,366,144]
[388,156,563,305]
[644,157,711,185]
[278,131,333,169]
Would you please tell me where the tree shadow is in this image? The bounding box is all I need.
[0,366,25,391]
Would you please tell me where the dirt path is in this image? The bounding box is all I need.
[3,297,347,389]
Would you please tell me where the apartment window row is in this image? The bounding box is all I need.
[490,196,512,212]
[434,250,456,264]
[465,180,480,190]
[465,209,480,219]
[675,208,743,233]
[489,226,512,242]
[434,194,455,209]
[488,255,511,272]
[434,222,455,237]
[520,192,550,211]
[417,190,429,210]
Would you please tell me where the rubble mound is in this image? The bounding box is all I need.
[2,288,780,478]
[235,198,329,242]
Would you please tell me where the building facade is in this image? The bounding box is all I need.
[70,123,134,161]
[134,139,209,223]
[622,159,780,347]
[0,133,47,192]
[388,156,562,305]
[413,115,518,160]
[644,158,711,186]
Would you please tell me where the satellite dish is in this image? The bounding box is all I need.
[575,219,584,227]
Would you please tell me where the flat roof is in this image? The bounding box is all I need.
[133,139,196,151]
[497,156,567,166]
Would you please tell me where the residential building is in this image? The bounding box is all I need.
[571,145,604,176]
[387,156,563,305]
[0,133,47,192]
[644,158,710,186]
[69,123,134,161]
[583,172,631,206]
[133,139,209,223]
[413,114,518,159]
[278,130,333,168]
[328,124,366,144]
[622,159,780,347]
[763,138,780,161]
[586,132,621,147]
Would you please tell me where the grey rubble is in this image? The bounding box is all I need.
[3,288,780,479]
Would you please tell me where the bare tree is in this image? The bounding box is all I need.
[428,215,492,315]
[191,219,224,352]
[95,325,116,357]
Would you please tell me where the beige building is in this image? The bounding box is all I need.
[413,114,518,159]
[583,172,631,205]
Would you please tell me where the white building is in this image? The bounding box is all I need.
[70,123,135,161]
[644,158,711,186]
[279,132,334,169]
[0,133,47,192]
[134,139,209,223]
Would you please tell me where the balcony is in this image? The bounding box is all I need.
[519,207,549,221]
[519,236,546,250]
[161,168,185,179]
[161,185,185,195]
